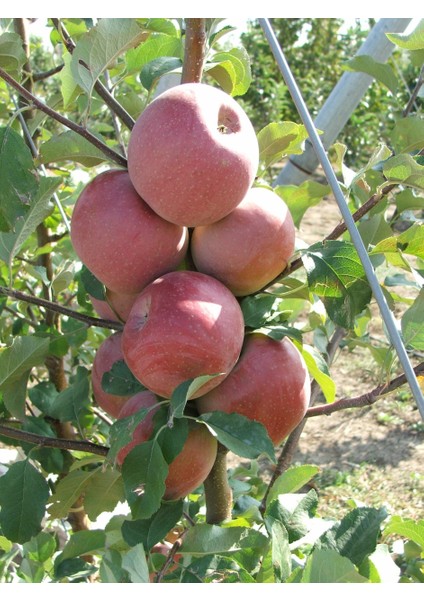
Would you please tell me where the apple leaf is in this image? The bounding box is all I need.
[82,466,125,521]
[383,515,424,549]
[48,469,95,520]
[37,130,110,167]
[0,32,27,74]
[401,288,424,350]
[343,54,398,95]
[107,405,152,464]
[71,18,145,97]
[274,180,331,228]
[206,47,251,97]
[0,459,50,544]
[121,543,150,583]
[168,374,223,422]
[391,116,424,155]
[198,411,276,463]
[383,153,424,191]
[263,511,290,582]
[121,500,183,550]
[301,548,367,582]
[315,506,388,567]
[266,465,320,507]
[102,359,145,396]
[0,335,50,391]
[125,32,182,74]
[79,264,106,301]
[297,343,336,404]
[58,529,106,563]
[257,122,309,175]
[302,240,372,329]
[139,56,182,91]
[0,126,39,231]
[386,21,424,51]
[395,189,424,213]
[370,223,424,270]
[121,439,169,520]
[48,366,90,423]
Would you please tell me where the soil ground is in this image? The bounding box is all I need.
[230,193,424,522]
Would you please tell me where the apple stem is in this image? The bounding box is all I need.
[203,442,233,524]
[181,19,206,84]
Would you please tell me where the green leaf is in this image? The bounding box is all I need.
[121,543,149,583]
[79,264,106,301]
[1,370,31,420]
[59,51,81,109]
[102,359,145,396]
[240,294,279,328]
[206,47,251,96]
[139,56,182,91]
[126,32,182,74]
[383,154,424,191]
[180,524,267,556]
[263,500,291,581]
[359,544,401,583]
[199,411,276,462]
[297,343,336,403]
[266,490,319,544]
[257,122,309,174]
[23,531,57,564]
[37,130,109,167]
[387,21,424,51]
[391,116,424,155]
[402,288,424,350]
[370,223,424,268]
[0,335,50,390]
[0,32,27,74]
[107,405,151,463]
[0,459,50,544]
[122,500,183,550]
[266,465,320,506]
[0,126,38,230]
[59,529,106,562]
[302,240,372,329]
[169,375,222,421]
[49,366,90,422]
[71,18,144,96]
[302,548,367,582]
[343,54,398,95]
[48,469,95,519]
[383,516,424,549]
[274,180,331,228]
[83,466,124,521]
[0,176,59,269]
[395,189,424,213]
[316,506,388,567]
[121,440,168,520]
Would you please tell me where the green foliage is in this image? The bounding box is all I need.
[0,17,422,584]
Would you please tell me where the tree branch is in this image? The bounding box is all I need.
[0,66,128,168]
[306,360,424,418]
[0,285,123,331]
[51,18,135,131]
[33,64,64,81]
[181,19,206,84]
[0,422,109,456]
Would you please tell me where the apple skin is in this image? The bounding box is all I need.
[163,424,217,501]
[191,186,296,297]
[90,289,139,323]
[115,393,217,501]
[91,332,131,418]
[122,270,245,399]
[70,169,188,295]
[196,333,311,446]
[116,390,159,465]
[127,83,259,227]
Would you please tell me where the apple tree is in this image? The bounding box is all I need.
[0,18,423,583]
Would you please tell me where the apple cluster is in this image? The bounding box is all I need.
[70,82,310,501]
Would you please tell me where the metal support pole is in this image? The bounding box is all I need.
[259,18,424,419]
[274,18,412,186]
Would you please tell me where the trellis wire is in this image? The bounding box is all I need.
[259,18,424,419]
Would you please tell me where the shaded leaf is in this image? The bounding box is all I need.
[199,411,275,462]
[0,32,27,74]
[121,543,149,583]
[102,359,145,396]
[140,56,182,91]
[83,467,124,521]
[59,529,106,562]
[48,469,95,519]
[298,343,336,403]
[169,374,222,421]
[37,130,109,167]
[0,336,50,390]
[302,548,367,582]
[383,153,424,191]
[402,288,424,350]
[122,500,183,550]
[0,459,50,544]
[391,116,424,155]
[180,524,268,556]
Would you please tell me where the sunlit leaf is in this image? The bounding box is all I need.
[343,54,398,95]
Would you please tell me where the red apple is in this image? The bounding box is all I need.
[91,332,131,418]
[115,394,217,501]
[191,186,296,296]
[127,83,259,227]
[90,289,139,323]
[196,333,311,446]
[163,424,217,501]
[122,270,245,399]
[71,169,188,295]
[116,390,159,465]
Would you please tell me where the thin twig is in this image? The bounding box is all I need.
[306,360,424,418]
[0,422,109,456]
[181,19,206,84]
[0,66,127,168]
[33,64,64,81]
[403,65,424,118]
[51,18,135,130]
[0,285,123,331]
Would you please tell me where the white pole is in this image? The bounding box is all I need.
[274,18,412,186]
